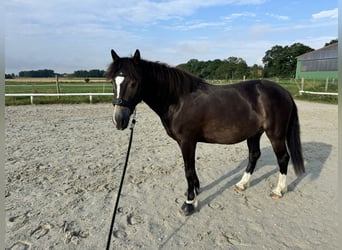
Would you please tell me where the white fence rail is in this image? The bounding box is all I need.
[299,77,338,96]
[5,93,114,104]
[299,90,338,96]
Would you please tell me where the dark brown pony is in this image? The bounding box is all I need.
[107,49,305,216]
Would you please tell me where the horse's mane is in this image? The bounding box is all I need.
[140,59,207,97]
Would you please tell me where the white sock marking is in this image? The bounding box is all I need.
[272,173,287,197]
[236,172,251,190]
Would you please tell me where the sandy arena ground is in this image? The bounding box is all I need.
[5,100,338,249]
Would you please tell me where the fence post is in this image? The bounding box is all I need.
[89,95,92,103]
[300,77,305,95]
[56,75,60,99]
[30,96,34,105]
[325,77,329,92]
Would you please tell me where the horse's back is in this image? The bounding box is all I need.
[227,79,293,110]
[228,79,291,98]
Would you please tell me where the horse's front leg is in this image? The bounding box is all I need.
[179,141,200,216]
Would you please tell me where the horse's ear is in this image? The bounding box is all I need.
[133,49,140,64]
[111,49,120,61]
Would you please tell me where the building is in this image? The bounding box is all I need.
[295,43,338,80]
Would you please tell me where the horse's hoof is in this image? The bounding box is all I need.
[270,193,282,200]
[181,202,195,216]
[234,185,244,193]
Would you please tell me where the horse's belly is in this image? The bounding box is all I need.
[201,121,260,144]
[202,130,248,144]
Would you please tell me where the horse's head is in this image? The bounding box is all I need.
[107,49,142,130]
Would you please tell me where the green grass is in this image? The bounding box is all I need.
[278,79,338,104]
[5,77,338,105]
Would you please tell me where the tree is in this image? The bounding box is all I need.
[19,69,55,77]
[89,69,105,77]
[262,43,313,78]
[249,64,263,79]
[229,57,248,79]
[206,59,222,79]
[5,73,16,79]
[177,57,249,80]
[72,70,89,77]
[325,39,338,47]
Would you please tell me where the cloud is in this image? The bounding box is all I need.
[293,36,338,49]
[312,8,338,20]
[168,20,225,31]
[223,12,256,21]
[266,13,289,21]
[5,0,267,34]
[107,0,266,24]
[4,0,337,73]
[175,41,211,59]
[249,24,272,35]
[4,0,267,33]
[169,11,257,31]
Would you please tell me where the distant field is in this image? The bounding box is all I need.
[5,77,338,105]
[5,78,113,105]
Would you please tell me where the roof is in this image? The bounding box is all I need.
[297,42,338,60]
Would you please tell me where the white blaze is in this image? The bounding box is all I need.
[115,76,125,98]
[113,75,125,126]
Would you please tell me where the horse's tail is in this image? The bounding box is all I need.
[286,99,305,176]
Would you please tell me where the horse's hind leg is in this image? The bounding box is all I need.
[268,137,289,199]
[235,131,263,192]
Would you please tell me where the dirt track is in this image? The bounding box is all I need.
[5,100,338,249]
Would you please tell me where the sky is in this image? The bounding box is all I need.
[5,0,338,74]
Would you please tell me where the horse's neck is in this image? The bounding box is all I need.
[141,77,177,116]
[140,61,207,117]
[140,63,176,115]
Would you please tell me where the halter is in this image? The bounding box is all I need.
[112,98,135,112]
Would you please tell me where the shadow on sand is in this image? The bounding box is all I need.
[198,141,332,210]
[158,142,331,249]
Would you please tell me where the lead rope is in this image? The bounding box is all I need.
[106,109,136,250]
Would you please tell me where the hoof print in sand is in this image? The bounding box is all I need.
[208,201,224,210]
[60,221,89,245]
[127,213,144,225]
[113,230,127,239]
[30,223,52,240]
[8,241,31,250]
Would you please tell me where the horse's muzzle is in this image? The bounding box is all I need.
[113,106,131,130]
